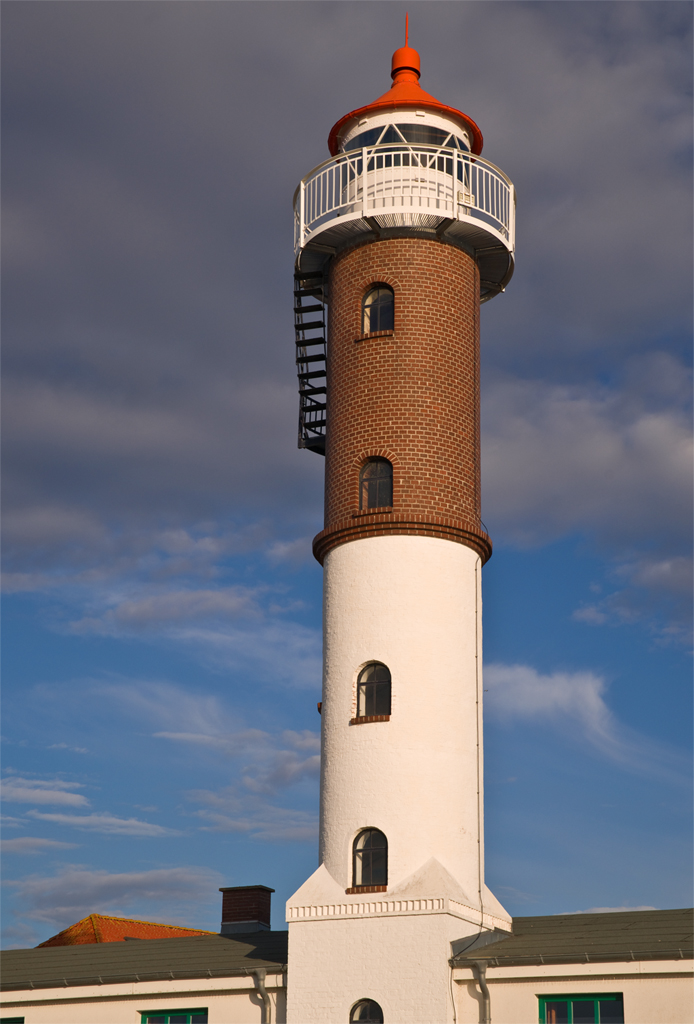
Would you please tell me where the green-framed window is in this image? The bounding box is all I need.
[140,1010,207,1024]
[539,993,624,1023]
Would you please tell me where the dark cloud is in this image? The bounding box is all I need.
[2,2,691,620]
[6,864,221,931]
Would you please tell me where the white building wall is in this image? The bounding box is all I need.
[0,972,286,1023]
[287,912,465,1024]
[453,961,694,1024]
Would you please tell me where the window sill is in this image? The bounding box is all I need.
[350,715,390,725]
[345,885,387,895]
[352,507,393,518]
[354,330,394,343]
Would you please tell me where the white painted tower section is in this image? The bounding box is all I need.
[320,535,486,899]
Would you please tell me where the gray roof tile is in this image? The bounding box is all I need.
[452,909,693,966]
[1,932,288,991]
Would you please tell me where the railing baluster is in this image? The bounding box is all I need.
[297,145,513,249]
[362,148,368,218]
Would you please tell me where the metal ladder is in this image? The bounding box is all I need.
[294,270,327,455]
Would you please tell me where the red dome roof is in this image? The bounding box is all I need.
[328,43,483,156]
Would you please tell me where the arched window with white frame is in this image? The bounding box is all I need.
[362,285,394,333]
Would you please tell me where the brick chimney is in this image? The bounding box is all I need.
[219,885,274,934]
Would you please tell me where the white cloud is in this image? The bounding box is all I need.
[154,722,321,794]
[94,677,321,795]
[572,554,693,640]
[485,663,612,732]
[70,586,262,634]
[484,662,689,782]
[617,555,693,595]
[84,619,321,689]
[2,837,78,854]
[482,375,692,550]
[47,743,89,753]
[5,865,221,930]
[265,537,312,565]
[187,787,318,843]
[282,729,321,753]
[96,679,251,745]
[26,811,177,837]
[572,605,608,626]
[482,371,692,636]
[1,777,89,808]
[1,504,106,551]
[175,622,322,688]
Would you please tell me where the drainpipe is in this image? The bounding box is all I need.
[471,961,491,1024]
[252,968,272,1024]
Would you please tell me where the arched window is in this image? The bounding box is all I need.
[357,663,391,718]
[353,829,387,887]
[359,458,392,510]
[362,285,394,333]
[350,999,384,1023]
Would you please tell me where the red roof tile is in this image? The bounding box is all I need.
[37,913,215,947]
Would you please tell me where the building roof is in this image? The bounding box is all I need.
[451,909,694,968]
[37,913,215,947]
[1,931,288,991]
[328,43,483,157]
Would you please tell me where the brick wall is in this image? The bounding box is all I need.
[219,886,273,926]
[313,237,491,564]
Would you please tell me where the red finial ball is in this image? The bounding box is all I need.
[391,45,420,80]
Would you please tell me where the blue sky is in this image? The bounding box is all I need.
[2,1,692,947]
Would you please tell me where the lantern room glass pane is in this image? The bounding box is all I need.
[344,123,469,152]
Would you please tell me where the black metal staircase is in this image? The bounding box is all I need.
[294,270,327,455]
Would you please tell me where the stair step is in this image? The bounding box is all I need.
[295,270,324,281]
[294,303,324,314]
[295,320,325,333]
[294,287,323,298]
[297,354,326,365]
[296,339,325,350]
[297,370,326,380]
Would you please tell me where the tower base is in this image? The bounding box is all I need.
[286,860,510,1023]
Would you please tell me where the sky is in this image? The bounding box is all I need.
[1,1,692,948]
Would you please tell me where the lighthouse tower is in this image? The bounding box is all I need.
[287,29,516,1024]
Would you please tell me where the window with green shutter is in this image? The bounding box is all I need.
[538,993,624,1023]
[140,1010,208,1024]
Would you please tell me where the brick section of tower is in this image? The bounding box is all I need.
[313,237,491,565]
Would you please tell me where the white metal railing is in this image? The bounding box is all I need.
[294,145,515,253]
